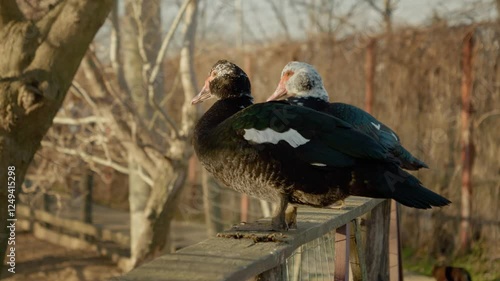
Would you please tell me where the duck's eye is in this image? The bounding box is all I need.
[284,70,294,77]
[211,71,217,77]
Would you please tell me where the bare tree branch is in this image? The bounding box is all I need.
[41,137,154,188]
[52,116,109,125]
[41,140,130,175]
[0,0,24,29]
[144,0,193,139]
[365,0,384,14]
[71,81,160,175]
[179,0,198,136]
[70,82,107,133]
[109,1,126,90]
[267,1,291,40]
[148,0,191,85]
[131,0,150,75]
[474,109,500,129]
[82,49,165,148]
[27,0,114,92]
[34,1,65,41]
[148,71,181,130]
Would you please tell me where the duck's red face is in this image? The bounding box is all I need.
[192,70,217,105]
[267,70,294,101]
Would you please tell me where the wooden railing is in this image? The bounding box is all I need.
[116,197,393,281]
[16,204,130,268]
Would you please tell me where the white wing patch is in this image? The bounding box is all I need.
[243,128,310,148]
[310,162,327,167]
[370,122,381,130]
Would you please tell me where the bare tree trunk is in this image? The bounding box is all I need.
[131,162,187,267]
[0,0,112,272]
[459,30,474,254]
[121,0,163,263]
[130,0,198,268]
[81,170,93,224]
[179,0,198,136]
[366,0,393,36]
[496,0,500,23]
[122,1,152,261]
[383,0,392,35]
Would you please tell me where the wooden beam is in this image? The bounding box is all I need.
[389,201,403,281]
[365,199,391,281]
[118,197,384,281]
[350,218,367,281]
[17,204,130,247]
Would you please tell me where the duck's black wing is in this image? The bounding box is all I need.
[328,102,428,170]
[213,102,450,209]
[217,102,395,168]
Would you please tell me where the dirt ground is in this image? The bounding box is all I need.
[1,232,122,281]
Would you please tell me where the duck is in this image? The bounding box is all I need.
[192,60,450,231]
[267,61,428,170]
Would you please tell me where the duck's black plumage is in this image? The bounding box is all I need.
[193,60,450,230]
[268,61,428,170]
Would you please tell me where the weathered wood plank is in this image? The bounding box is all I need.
[118,197,384,281]
[350,218,368,281]
[17,204,130,247]
[365,199,391,281]
[334,225,349,281]
[32,223,130,269]
[389,200,402,281]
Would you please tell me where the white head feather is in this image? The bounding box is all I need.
[281,61,329,102]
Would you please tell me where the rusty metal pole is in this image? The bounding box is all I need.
[459,30,474,254]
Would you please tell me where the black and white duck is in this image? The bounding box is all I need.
[268,61,428,170]
[192,60,450,231]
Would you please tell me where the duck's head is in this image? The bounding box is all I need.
[192,60,252,104]
[267,61,328,102]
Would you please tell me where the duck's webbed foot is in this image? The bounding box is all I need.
[285,205,298,229]
[219,194,291,236]
[270,193,292,231]
[329,199,346,210]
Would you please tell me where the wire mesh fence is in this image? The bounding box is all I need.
[285,230,337,281]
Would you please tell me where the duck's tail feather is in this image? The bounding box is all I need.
[390,146,429,170]
[351,164,450,209]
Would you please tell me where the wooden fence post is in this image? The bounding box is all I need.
[365,200,391,281]
[82,170,93,224]
[459,30,474,254]
[350,218,368,281]
[389,201,403,281]
[334,224,350,281]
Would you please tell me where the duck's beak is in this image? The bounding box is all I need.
[192,79,212,105]
[267,77,288,101]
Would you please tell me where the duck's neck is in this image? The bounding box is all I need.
[195,96,253,133]
[287,96,329,111]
